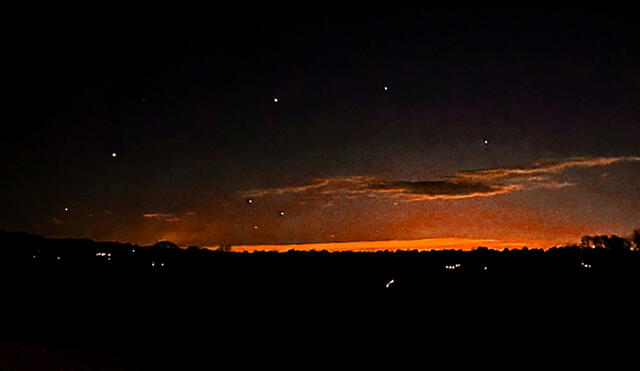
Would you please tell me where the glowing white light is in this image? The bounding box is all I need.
[107,253,111,257]
[161,262,165,267]
[384,86,389,91]
[279,211,285,216]
[386,279,395,288]
[483,139,489,145]
[484,266,488,271]
[253,225,259,230]
[56,256,60,260]
[247,199,253,204]
[33,255,36,259]
[273,97,279,103]
[64,207,69,212]
[111,152,117,158]
[151,262,155,267]
[132,249,136,253]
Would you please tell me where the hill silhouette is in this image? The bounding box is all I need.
[2,229,639,368]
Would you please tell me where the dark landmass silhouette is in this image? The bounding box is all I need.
[2,229,639,282]
[1,229,639,369]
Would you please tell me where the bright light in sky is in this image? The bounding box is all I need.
[385,279,395,288]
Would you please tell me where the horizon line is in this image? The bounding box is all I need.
[207,237,563,252]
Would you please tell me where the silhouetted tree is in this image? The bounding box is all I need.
[606,235,631,251]
[580,236,595,248]
[632,228,640,250]
[215,244,232,252]
[580,234,631,250]
[153,241,179,249]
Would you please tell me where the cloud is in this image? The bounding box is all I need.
[368,180,522,200]
[240,156,640,202]
[142,213,181,223]
[457,156,640,182]
[242,176,378,199]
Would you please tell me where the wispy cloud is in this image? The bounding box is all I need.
[142,213,181,223]
[368,180,522,200]
[457,156,640,182]
[240,156,640,202]
[243,177,371,198]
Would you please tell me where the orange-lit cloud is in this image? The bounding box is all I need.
[240,156,640,202]
[142,213,181,223]
[242,176,373,198]
[457,156,640,181]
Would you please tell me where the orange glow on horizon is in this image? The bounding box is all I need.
[216,237,556,252]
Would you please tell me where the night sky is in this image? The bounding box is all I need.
[3,7,639,250]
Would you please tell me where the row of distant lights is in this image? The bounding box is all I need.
[96,252,112,261]
[33,255,61,261]
[98,250,167,268]
[581,262,593,269]
[444,264,488,271]
[97,251,167,268]
[36,249,163,268]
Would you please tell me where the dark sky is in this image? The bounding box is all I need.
[3,6,639,249]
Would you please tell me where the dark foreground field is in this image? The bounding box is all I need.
[2,231,639,369]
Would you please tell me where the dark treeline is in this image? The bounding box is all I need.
[2,229,640,293]
[2,229,639,369]
[2,229,639,277]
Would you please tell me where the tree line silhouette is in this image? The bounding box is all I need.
[2,228,639,369]
[2,228,639,273]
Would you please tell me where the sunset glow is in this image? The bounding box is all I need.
[225,237,552,253]
[3,8,638,255]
